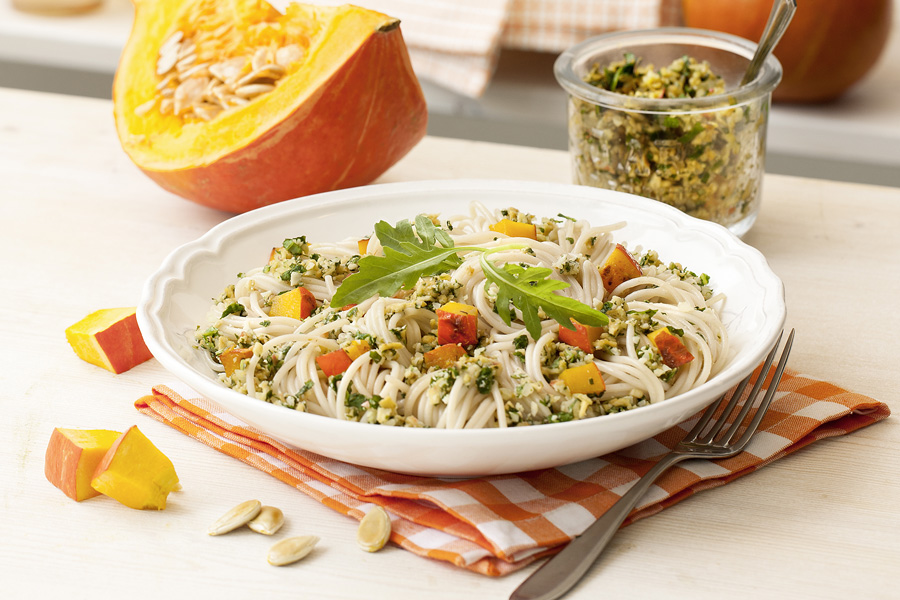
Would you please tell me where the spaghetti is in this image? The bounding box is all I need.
[196,202,728,428]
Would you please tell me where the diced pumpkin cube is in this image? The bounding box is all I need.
[489,219,537,240]
[65,308,153,374]
[423,344,467,369]
[270,286,317,320]
[558,319,605,354]
[220,346,254,377]
[560,362,606,395]
[345,339,371,361]
[598,244,643,293]
[648,328,695,368]
[45,428,122,502]
[268,247,280,262]
[316,349,353,377]
[436,302,479,346]
[358,238,369,255]
[91,425,180,510]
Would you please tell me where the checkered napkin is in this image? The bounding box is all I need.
[501,0,681,53]
[291,0,679,97]
[135,369,889,576]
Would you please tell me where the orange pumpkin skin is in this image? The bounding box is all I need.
[114,2,427,213]
[681,0,892,103]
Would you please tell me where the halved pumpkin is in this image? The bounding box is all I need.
[113,0,427,213]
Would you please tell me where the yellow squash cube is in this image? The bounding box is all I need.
[489,219,537,240]
[560,363,606,395]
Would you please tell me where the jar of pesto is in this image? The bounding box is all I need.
[555,28,782,237]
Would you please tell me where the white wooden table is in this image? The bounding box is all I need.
[1,87,897,600]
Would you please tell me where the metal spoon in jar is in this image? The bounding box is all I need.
[740,0,798,86]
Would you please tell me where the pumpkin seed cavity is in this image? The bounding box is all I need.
[140,1,312,122]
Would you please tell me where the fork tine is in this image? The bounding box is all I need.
[717,329,785,445]
[687,371,752,443]
[684,387,732,439]
[729,329,794,450]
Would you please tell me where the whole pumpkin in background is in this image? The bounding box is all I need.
[113,0,427,213]
[681,0,893,103]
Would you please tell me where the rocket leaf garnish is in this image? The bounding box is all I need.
[330,216,609,339]
[479,255,607,339]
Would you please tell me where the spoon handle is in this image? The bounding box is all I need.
[741,0,797,86]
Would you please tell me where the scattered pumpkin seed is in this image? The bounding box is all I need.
[357,506,391,552]
[267,535,320,566]
[145,21,307,123]
[207,499,262,536]
[247,505,285,536]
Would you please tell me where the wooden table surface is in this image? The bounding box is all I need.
[1,87,897,600]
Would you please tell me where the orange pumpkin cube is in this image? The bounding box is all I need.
[436,302,479,346]
[489,219,537,240]
[220,346,254,376]
[648,328,695,368]
[45,428,122,502]
[358,238,369,255]
[423,344,467,369]
[345,339,372,361]
[559,362,606,395]
[90,425,180,511]
[599,244,643,293]
[558,319,605,354]
[316,349,353,377]
[65,308,153,374]
[270,286,317,320]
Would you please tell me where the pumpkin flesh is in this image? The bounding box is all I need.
[114,0,427,212]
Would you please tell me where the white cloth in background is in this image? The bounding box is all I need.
[283,0,671,97]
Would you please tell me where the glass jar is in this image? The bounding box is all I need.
[554,28,782,237]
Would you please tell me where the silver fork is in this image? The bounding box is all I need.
[511,329,795,600]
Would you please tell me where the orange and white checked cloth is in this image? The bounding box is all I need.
[291,0,681,97]
[136,369,889,576]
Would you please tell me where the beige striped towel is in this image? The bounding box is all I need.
[292,0,677,97]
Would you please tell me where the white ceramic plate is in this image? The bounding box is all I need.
[138,179,785,476]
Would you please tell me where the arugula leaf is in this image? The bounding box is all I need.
[479,254,608,339]
[374,217,454,254]
[331,218,476,307]
[330,245,464,307]
[331,215,609,340]
[416,215,455,249]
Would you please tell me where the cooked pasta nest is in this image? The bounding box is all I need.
[195,202,729,428]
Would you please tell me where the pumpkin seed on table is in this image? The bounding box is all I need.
[267,535,320,566]
[247,505,285,535]
[357,506,392,552]
[207,499,262,536]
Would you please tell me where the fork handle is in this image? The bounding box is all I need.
[510,452,687,600]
